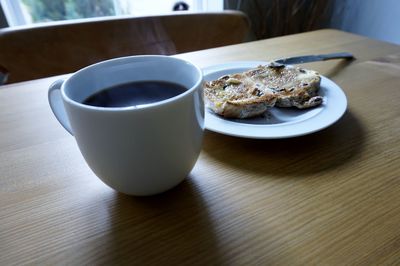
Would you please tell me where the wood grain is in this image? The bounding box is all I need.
[1,29,400,265]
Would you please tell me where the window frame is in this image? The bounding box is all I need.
[0,0,27,26]
[0,0,223,27]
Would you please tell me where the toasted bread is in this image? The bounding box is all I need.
[259,64,323,109]
[204,71,277,118]
[204,63,322,118]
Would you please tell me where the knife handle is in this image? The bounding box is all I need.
[319,52,354,61]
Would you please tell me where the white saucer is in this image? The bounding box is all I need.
[203,61,347,139]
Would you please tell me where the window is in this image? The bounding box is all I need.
[0,0,223,26]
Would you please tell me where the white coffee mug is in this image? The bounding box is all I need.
[48,55,204,196]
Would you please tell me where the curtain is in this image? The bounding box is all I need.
[225,0,333,40]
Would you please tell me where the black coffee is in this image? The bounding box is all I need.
[83,80,187,108]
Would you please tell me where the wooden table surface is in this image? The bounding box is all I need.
[1,29,400,265]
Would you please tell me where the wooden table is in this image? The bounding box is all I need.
[1,29,400,265]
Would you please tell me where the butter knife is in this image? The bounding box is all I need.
[273,52,354,66]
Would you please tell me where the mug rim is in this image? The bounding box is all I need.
[60,55,203,111]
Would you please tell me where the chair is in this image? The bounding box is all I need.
[0,10,250,84]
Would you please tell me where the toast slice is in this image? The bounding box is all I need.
[263,64,323,109]
[204,71,277,118]
[204,63,322,118]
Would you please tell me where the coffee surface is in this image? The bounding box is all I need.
[83,81,187,108]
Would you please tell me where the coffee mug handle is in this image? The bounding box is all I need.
[48,79,73,135]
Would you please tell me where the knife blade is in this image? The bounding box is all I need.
[274,52,354,65]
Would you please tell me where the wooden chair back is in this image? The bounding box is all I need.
[0,11,250,83]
